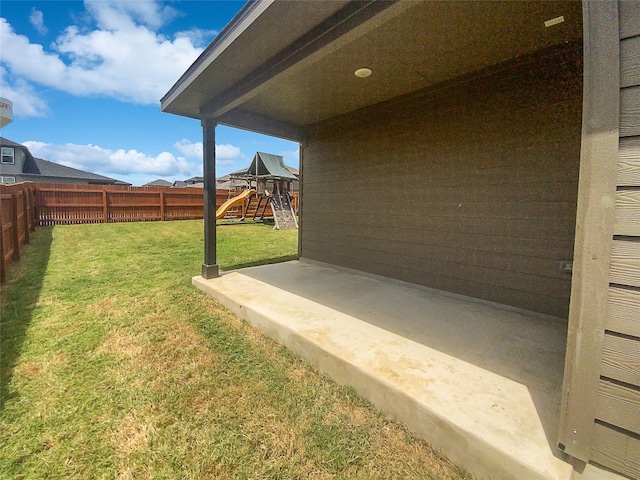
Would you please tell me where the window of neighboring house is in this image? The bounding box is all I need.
[0,176,16,184]
[1,147,15,164]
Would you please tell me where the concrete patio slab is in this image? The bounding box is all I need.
[193,260,576,480]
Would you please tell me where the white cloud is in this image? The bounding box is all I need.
[0,0,217,106]
[174,138,241,166]
[0,67,49,118]
[23,140,198,177]
[216,144,241,164]
[29,8,48,35]
[174,28,217,48]
[174,138,202,158]
[280,148,300,168]
[84,0,178,31]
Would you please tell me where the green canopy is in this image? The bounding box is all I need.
[245,152,297,180]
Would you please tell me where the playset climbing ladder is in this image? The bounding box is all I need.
[248,195,269,221]
[270,182,298,230]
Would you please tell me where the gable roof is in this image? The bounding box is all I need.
[219,163,298,182]
[184,176,204,183]
[143,179,173,187]
[242,152,297,180]
[1,137,129,185]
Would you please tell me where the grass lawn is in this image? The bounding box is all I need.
[1,220,473,479]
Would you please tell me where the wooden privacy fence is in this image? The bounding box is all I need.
[0,182,37,283]
[0,182,298,282]
[35,184,297,225]
[36,184,205,225]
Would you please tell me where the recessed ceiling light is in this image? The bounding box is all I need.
[544,16,565,27]
[354,68,372,78]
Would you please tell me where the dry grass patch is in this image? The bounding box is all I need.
[95,328,143,359]
[141,322,218,373]
[14,352,68,378]
[110,408,157,457]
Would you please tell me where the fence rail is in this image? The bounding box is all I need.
[0,182,298,282]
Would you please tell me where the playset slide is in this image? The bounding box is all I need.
[216,189,255,220]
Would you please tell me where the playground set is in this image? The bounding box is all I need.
[216,152,298,230]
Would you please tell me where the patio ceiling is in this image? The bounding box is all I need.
[161,0,582,139]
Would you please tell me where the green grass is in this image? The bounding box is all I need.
[0,220,473,479]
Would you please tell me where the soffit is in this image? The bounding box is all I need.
[240,0,583,126]
[162,1,583,131]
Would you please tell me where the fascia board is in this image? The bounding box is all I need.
[161,0,275,111]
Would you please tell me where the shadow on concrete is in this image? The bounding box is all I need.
[0,226,53,408]
[224,255,298,271]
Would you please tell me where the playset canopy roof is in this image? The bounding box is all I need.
[236,152,297,180]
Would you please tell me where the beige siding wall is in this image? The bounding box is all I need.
[300,43,583,318]
[590,2,640,477]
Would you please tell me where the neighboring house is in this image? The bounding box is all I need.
[0,137,128,185]
[183,176,203,185]
[172,177,201,187]
[161,2,639,479]
[143,179,173,187]
[215,176,235,190]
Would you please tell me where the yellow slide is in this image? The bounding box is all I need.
[216,189,255,220]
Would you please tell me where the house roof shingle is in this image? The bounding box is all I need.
[184,176,204,183]
[1,137,129,185]
[0,137,23,148]
[143,179,173,187]
[25,157,129,184]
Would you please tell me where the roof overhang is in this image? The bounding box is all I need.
[161,0,583,141]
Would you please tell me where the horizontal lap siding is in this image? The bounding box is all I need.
[618,137,640,185]
[300,44,582,317]
[591,422,640,479]
[607,287,640,338]
[614,190,640,235]
[592,4,640,478]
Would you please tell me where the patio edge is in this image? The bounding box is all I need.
[193,270,574,480]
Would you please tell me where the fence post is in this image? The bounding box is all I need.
[102,188,108,223]
[10,193,20,261]
[0,192,6,283]
[160,191,165,221]
[28,185,36,231]
[34,186,42,227]
[22,188,30,245]
[31,186,37,230]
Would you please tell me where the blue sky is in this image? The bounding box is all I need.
[0,0,299,185]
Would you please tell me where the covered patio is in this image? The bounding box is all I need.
[194,260,571,480]
[162,1,640,478]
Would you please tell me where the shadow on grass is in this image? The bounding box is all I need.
[223,255,298,272]
[216,220,276,228]
[0,226,53,408]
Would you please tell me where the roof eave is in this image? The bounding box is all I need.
[19,173,125,184]
[160,0,274,113]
